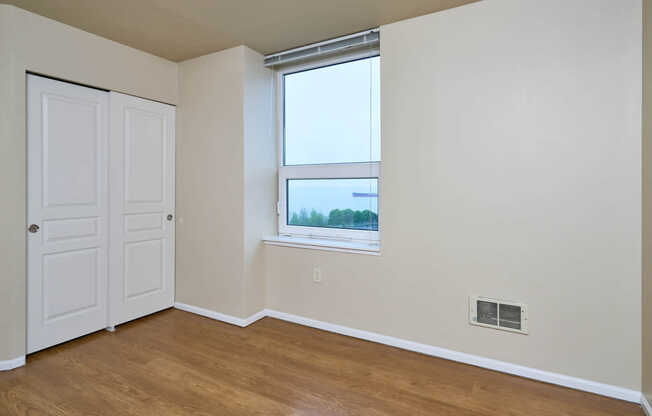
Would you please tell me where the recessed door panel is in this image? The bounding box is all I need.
[28,75,109,354]
[125,109,165,204]
[124,239,164,299]
[43,217,100,243]
[124,213,164,233]
[43,248,99,322]
[109,92,175,326]
[43,94,100,208]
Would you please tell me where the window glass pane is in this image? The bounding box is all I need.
[287,178,378,231]
[284,56,380,165]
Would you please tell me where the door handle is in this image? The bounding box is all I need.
[28,224,40,233]
[167,214,173,221]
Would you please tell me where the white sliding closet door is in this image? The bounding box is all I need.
[109,92,175,326]
[27,75,109,353]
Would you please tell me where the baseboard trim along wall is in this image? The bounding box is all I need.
[174,302,266,327]
[0,356,26,371]
[642,394,652,416]
[173,303,641,403]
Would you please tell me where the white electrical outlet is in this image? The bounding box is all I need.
[313,267,322,283]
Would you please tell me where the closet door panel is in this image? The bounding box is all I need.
[109,92,175,326]
[27,75,109,354]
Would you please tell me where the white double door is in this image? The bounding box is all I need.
[27,75,175,354]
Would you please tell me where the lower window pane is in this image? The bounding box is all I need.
[287,178,378,231]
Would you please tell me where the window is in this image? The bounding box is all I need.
[287,178,379,230]
[277,54,380,243]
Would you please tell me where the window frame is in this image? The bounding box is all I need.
[275,51,381,243]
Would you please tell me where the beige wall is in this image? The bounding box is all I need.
[0,4,178,361]
[242,48,276,317]
[176,46,274,318]
[4,5,178,104]
[0,4,24,364]
[265,0,643,390]
[644,0,652,405]
[176,47,246,317]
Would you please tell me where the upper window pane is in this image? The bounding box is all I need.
[284,56,380,165]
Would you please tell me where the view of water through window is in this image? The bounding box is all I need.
[287,178,378,231]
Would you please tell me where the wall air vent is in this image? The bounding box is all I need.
[469,296,528,334]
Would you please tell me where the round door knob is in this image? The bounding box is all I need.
[167,214,173,221]
[28,224,40,233]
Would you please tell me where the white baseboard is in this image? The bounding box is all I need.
[262,309,641,403]
[0,356,25,371]
[642,394,652,416]
[242,309,268,327]
[174,302,266,328]
[173,303,641,403]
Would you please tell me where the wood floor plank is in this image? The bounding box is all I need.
[0,309,643,416]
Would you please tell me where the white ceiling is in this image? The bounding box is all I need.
[4,0,480,62]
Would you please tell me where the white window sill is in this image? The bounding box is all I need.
[263,235,380,256]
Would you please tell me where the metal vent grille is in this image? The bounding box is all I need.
[470,296,528,334]
[264,29,379,67]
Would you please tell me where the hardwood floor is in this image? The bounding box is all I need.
[0,309,643,415]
